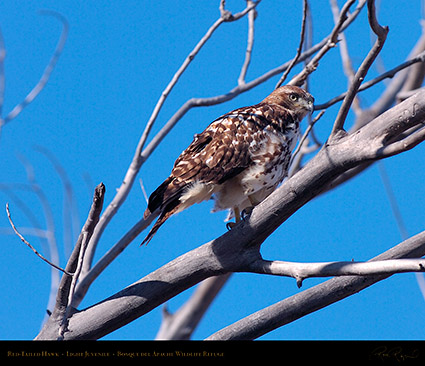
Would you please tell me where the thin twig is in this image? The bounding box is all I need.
[238,0,256,85]
[35,146,80,258]
[330,0,362,116]
[314,50,425,110]
[0,25,5,118]
[330,0,388,136]
[330,0,355,81]
[15,154,60,270]
[0,11,68,127]
[377,162,409,240]
[290,110,325,167]
[139,178,149,204]
[276,0,309,88]
[289,0,357,87]
[6,203,71,275]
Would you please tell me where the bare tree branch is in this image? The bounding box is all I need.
[36,183,105,340]
[238,0,256,85]
[0,11,68,130]
[314,50,425,110]
[289,0,357,87]
[155,274,231,340]
[330,0,362,116]
[247,258,425,288]
[207,229,425,340]
[330,0,389,136]
[275,0,309,88]
[5,203,70,275]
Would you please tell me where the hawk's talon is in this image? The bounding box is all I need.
[226,222,237,230]
[241,206,254,221]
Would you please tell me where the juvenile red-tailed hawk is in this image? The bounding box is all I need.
[142,85,314,244]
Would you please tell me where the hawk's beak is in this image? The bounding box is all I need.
[308,100,314,112]
[304,98,314,113]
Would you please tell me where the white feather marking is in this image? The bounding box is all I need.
[179,181,215,212]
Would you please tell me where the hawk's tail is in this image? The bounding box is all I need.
[141,175,189,245]
[141,200,180,245]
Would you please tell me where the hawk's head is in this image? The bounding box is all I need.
[263,85,314,120]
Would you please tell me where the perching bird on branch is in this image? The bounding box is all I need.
[142,85,314,245]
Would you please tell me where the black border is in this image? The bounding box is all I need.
[1,340,425,363]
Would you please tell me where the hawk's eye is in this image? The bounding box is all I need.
[289,93,298,101]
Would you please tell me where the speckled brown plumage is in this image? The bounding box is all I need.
[142,85,314,244]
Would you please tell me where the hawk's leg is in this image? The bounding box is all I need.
[226,207,241,230]
[241,195,260,220]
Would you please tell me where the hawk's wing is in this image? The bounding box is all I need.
[174,115,253,183]
[153,111,254,213]
[141,111,256,245]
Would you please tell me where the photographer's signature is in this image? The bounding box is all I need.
[370,346,420,363]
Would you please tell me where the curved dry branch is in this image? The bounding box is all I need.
[330,0,388,136]
[314,50,425,111]
[238,0,257,85]
[6,203,70,275]
[0,11,68,128]
[275,0,309,89]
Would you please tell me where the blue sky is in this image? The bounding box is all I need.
[1,0,425,340]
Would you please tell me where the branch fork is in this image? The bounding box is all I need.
[36,183,105,340]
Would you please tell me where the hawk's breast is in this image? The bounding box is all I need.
[213,118,299,213]
[241,124,297,195]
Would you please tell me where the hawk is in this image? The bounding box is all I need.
[142,85,314,245]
